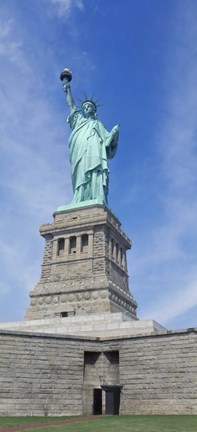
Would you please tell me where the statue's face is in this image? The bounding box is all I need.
[82,102,96,118]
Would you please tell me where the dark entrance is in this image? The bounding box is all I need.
[102,385,123,415]
[93,388,102,415]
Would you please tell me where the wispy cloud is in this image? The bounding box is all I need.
[130,3,197,327]
[0,15,71,313]
[49,0,84,18]
[144,276,197,325]
[0,18,29,69]
[0,0,95,321]
[0,1,196,330]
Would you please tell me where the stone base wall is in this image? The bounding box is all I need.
[0,332,86,416]
[0,328,196,416]
[119,329,197,414]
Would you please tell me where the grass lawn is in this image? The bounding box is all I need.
[0,415,197,432]
[0,417,76,427]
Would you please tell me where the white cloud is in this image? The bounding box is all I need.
[0,1,196,330]
[0,14,72,312]
[0,18,28,69]
[50,0,84,18]
[128,2,197,327]
[0,17,13,38]
[0,0,96,321]
[140,275,197,326]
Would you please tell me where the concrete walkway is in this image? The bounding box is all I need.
[0,415,104,432]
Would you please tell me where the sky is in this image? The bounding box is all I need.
[0,0,197,330]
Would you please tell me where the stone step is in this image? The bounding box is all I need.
[0,312,129,331]
[0,313,165,337]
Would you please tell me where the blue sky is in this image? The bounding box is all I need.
[0,0,197,329]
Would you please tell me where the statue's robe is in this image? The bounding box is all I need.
[67,109,118,204]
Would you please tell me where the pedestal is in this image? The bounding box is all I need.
[25,204,137,320]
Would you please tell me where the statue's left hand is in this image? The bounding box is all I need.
[112,124,120,137]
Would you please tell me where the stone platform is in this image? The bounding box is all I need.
[0,312,165,338]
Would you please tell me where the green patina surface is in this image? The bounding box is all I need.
[60,70,119,206]
[57,198,105,212]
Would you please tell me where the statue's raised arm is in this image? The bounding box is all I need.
[60,69,76,112]
[60,68,119,206]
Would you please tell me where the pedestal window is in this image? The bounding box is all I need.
[57,238,65,256]
[81,234,88,253]
[69,236,76,254]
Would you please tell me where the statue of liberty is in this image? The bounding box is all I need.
[60,69,119,205]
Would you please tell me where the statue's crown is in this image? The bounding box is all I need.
[82,99,97,112]
[81,93,102,112]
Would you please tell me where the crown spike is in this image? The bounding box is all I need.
[81,91,102,112]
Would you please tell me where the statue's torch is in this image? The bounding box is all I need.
[60,68,72,92]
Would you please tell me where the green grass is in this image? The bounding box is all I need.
[0,415,197,432]
[0,417,76,427]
